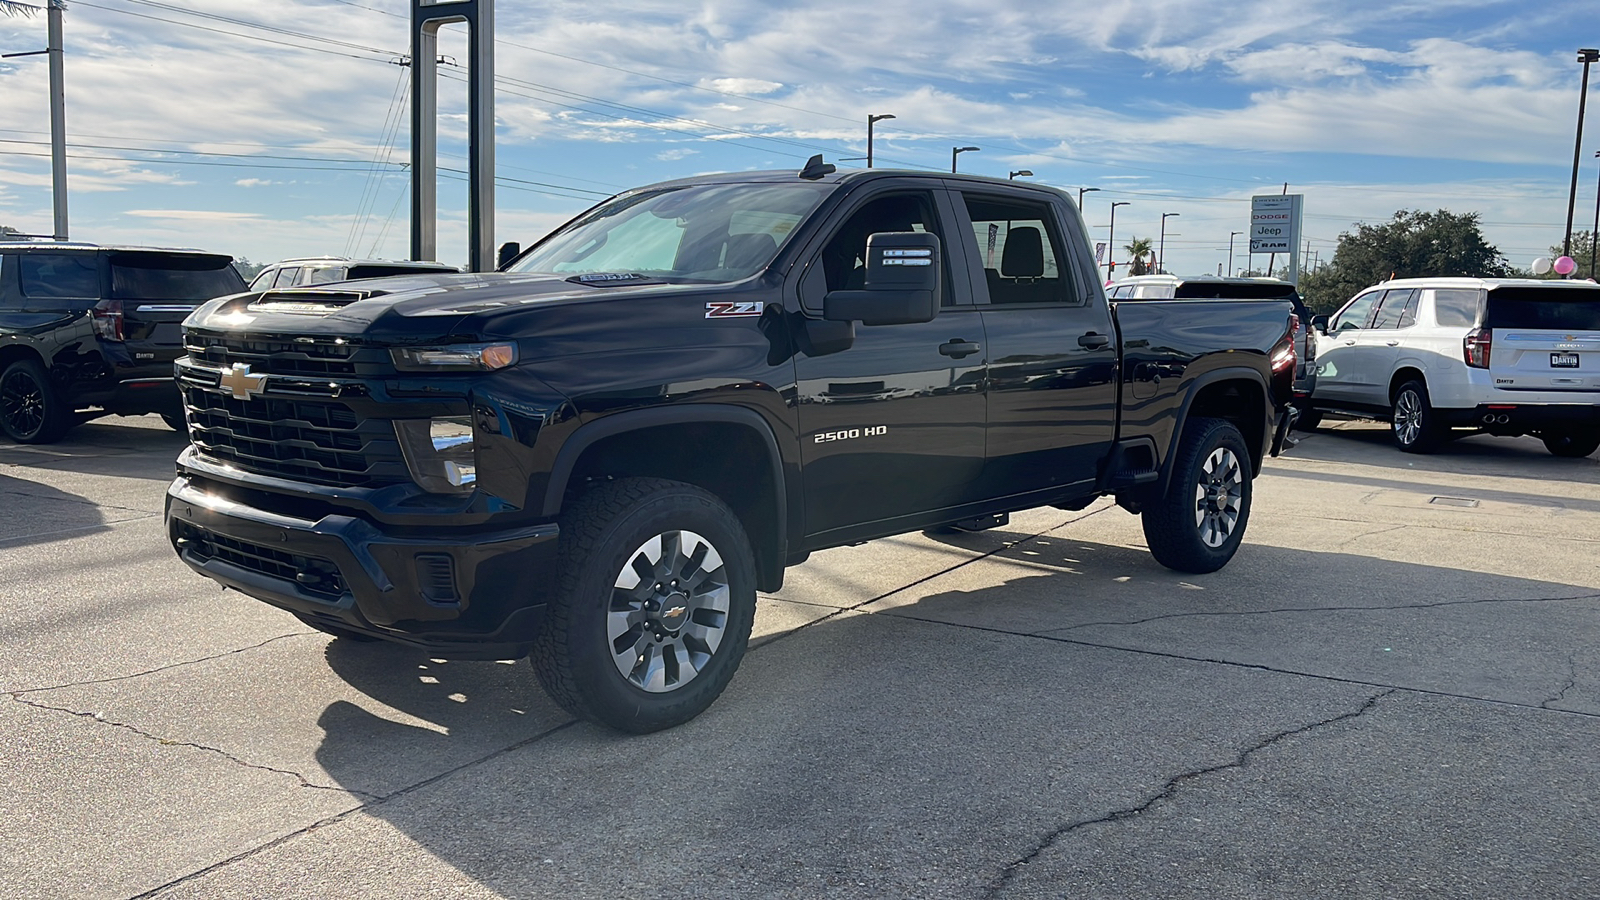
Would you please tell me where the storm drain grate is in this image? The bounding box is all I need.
[1429,496,1480,508]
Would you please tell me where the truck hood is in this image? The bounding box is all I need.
[184,272,702,340]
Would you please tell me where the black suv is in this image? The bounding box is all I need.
[0,241,244,442]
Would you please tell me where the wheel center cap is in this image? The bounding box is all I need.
[655,591,691,632]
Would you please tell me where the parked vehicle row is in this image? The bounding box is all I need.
[1298,277,1600,457]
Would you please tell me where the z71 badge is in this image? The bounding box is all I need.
[705,301,764,318]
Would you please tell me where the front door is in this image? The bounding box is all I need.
[1313,289,1382,406]
[792,187,986,542]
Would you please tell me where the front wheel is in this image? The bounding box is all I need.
[531,477,757,733]
[1141,417,1253,574]
[1541,430,1600,458]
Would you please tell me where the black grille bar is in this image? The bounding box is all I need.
[176,523,347,600]
[183,384,409,487]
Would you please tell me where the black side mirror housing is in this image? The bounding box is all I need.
[823,232,940,326]
[1310,314,1329,335]
[496,241,521,270]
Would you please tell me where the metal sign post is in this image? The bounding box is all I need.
[410,0,494,271]
[1249,194,1303,286]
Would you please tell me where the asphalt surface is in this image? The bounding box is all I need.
[3,414,1598,899]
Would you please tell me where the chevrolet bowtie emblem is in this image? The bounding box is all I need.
[218,363,268,401]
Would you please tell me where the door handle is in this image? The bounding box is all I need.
[939,339,981,359]
[1078,332,1111,350]
[1385,340,1400,347]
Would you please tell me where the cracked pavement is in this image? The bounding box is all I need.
[4,416,1600,899]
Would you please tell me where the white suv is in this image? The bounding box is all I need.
[1303,277,1600,456]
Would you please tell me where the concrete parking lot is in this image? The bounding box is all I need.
[3,415,1598,899]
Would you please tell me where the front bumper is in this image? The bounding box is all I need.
[165,475,558,659]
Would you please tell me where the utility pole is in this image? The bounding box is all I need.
[1228,231,1241,277]
[1159,212,1179,274]
[1108,201,1129,280]
[46,0,67,239]
[1566,49,1598,259]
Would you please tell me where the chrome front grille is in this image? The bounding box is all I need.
[182,332,379,377]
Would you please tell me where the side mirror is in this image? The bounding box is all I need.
[496,241,521,270]
[823,232,940,326]
[1310,314,1329,335]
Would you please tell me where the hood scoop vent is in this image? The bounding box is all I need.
[250,289,377,314]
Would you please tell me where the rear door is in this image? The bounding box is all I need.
[1349,287,1418,406]
[1484,284,1600,394]
[956,187,1118,497]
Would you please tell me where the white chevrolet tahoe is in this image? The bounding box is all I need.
[1302,277,1600,457]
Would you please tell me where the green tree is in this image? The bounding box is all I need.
[1124,236,1154,276]
[231,256,267,281]
[1298,210,1510,314]
[0,225,20,237]
[1532,231,1597,280]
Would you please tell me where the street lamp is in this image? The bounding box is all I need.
[1228,231,1242,277]
[866,114,895,168]
[1009,169,1033,180]
[1159,212,1180,274]
[952,146,980,173]
[1565,49,1599,258]
[1108,201,1130,279]
[1077,186,1100,208]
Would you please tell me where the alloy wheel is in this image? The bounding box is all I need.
[608,529,732,693]
[1393,389,1422,446]
[0,370,46,439]
[1192,446,1243,548]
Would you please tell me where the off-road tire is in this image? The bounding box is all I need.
[0,358,71,444]
[1391,380,1443,454]
[1141,417,1253,574]
[1541,430,1600,458]
[531,477,757,733]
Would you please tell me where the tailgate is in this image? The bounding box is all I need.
[112,252,245,347]
[1485,285,1600,392]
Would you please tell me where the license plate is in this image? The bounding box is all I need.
[1552,352,1580,368]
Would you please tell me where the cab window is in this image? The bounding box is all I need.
[1370,289,1417,329]
[819,191,952,305]
[19,253,99,302]
[1333,291,1380,331]
[961,193,1078,306]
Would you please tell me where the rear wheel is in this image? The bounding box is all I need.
[0,359,71,444]
[1141,417,1253,574]
[1541,430,1600,458]
[1390,380,1443,454]
[531,477,757,733]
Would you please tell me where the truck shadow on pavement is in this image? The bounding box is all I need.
[0,472,113,548]
[298,532,1600,899]
[1288,420,1597,478]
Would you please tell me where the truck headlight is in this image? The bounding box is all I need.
[391,343,518,371]
[395,417,476,493]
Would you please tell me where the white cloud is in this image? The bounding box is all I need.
[707,78,783,95]
[235,178,274,188]
[655,148,698,161]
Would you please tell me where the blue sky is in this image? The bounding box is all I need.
[1,0,1597,277]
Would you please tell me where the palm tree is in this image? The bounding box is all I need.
[1124,237,1154,275]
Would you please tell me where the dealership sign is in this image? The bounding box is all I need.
[1249,194,1303,254]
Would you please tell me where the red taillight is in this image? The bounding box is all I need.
[1464,327,1491,369]
[1271,314,1298,373]
[92,297,124,342]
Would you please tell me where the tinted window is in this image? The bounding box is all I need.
[1172,282,1295,300]
[819,191,953,305]
[1370,289,1415,329]
[1485,287,1600,331]
[271,266,303,289]
[347,264,455,279]
[19,253,99,301]
[1333,291,1380,331]
[1431,289,1481,327]
[248,268,276,291]
[963,194,1078,306]
[110,255,244,301]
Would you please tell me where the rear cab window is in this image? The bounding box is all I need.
[1430,289,1483,328]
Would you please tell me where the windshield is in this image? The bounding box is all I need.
[511,183,830,284]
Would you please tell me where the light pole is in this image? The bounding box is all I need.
[952,146,979,173]
[1565,49,1599,258]
[1108,201,1130,279]
[1009,169,1033,180]
[1228,231,1242,276]
[1077,186,1100,208]
[1592,148,1599,279]
[866,114,895,168]
[1159,212,1179,274]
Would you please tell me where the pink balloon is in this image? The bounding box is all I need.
[1554,256,1577,276]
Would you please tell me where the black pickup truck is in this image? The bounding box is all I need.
[165,164,1297,732]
